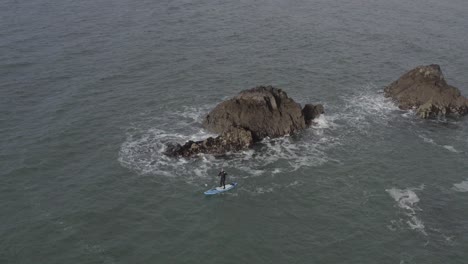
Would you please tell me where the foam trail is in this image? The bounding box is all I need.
[453,180,468,192]
[386,185,427,235]
[442,145,458,153]
[286,180,300,187]
[418,135,435,144]
[418,135,460,153]
[387,187,420,213]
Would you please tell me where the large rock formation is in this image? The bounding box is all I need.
[203,86,321,140]
[384,64,468,118]
[166,86,323,157]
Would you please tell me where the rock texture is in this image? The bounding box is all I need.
[203,86,317,140]
[166,86,323,157]
[384,64,468,118]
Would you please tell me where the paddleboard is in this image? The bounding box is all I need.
[204,182,238,195]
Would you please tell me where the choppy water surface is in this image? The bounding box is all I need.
[1,0,468,263]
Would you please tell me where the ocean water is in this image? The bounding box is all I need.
[1,0,468,263]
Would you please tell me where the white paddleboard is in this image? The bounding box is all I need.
[204,182,238,195]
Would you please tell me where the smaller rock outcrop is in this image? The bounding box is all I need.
[302,104,324,125]
[164,127,253,157]
[384,64,468,118]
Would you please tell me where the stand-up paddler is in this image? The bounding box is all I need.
[218,168,227,189]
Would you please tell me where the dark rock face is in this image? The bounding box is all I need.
[203,86,309,140]
[165,86,323,157]
[302,104,324,125]
[384,64,468,118]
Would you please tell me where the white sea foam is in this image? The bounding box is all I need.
[286,180,300,187]
[272,168,282,174]
[406,216,426,234]
[343,86,398,121]
[386,185,427,235]
[331,85,401,137]
[442,145,458,153]
[401,111,415,119]
[255,186,274,194]
[187,128,217,141]
[119,98,340,185]
[314,115,331,129]
[118,123,336,185]
[387,187,421,213]
[453,179,468,192]
[418,135,435,144]
[313,114,338,130]
[308,114,341,138]
[257,136,334,171]
[418,134,460,153]
[239,167,265,176]
[173,105,213,124]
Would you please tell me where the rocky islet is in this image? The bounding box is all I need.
[384,64,468,118]
[165,86,323,157]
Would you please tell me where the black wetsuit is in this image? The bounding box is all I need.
[218,171,227,189]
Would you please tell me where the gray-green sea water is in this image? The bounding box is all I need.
[1,0,468,263]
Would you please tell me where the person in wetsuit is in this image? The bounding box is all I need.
[218,168,227,189]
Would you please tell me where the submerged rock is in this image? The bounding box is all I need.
[166,86,323,157]
[384,64,468,118]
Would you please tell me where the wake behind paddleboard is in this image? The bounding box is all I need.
[204,182,238,195]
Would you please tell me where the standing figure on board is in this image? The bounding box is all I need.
[218,168,227,189]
